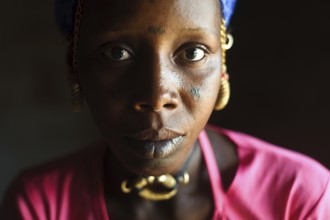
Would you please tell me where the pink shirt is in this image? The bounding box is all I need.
[1,127,329,219]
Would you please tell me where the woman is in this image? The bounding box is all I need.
[0,0,329,219]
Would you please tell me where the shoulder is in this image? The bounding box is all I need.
[0,141,108,219]
[208,125,329,178]
[19,141,107,184]
[208,125,330,218]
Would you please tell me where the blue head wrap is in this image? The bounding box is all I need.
[220,0,237,26]
[55,0,237,35]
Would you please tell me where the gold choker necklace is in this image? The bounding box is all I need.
[121,172,189,201]
[120,144,197,201]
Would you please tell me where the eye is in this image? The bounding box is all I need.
[103,46,133,61]
[181,47,206,62]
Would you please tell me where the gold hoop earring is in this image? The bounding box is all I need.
[224,34,234,50]
[214,72,230,111]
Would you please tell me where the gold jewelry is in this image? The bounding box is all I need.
[121,172,189,201]
[121,143,196,201]
[214,19,233,111]
[224,33,234,50]
[214,73,230,111]
[220,19,234,71]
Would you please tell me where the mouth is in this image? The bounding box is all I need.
[124,129,185,159]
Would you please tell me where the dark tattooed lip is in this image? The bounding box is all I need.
[124,131,185,159]
[126,128,184,141]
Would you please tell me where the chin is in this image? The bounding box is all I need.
[108,135,189,175]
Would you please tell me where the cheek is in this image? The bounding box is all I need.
[78,53,127,103]
[185,66,221,108]
[78,65,129,132]
[190,87,201,99]
[176,68,220,133]
[200,60,222,100]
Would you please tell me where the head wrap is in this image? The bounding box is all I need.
[220,0,237,26]
[55,0,237,35]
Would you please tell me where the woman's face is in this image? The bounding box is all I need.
[77,0,222,176]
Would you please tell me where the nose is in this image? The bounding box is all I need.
[133,57,180,113]
[134,91,179,113]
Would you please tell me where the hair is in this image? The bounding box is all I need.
[55,0,237,37]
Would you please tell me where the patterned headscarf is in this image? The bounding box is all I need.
[55,0,237,35]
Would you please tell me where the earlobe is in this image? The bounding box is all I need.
[67,40,83,112]
[214,72,230,111]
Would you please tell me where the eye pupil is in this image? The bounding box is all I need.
[186,48,198,60]
[183,48,205,62]
[111,47,126,60]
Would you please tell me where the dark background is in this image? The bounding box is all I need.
[212,0,330,168]
[0,0,329,201]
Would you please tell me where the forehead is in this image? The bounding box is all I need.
[83,0,221,35]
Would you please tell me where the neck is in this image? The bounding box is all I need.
[103,140,205,199]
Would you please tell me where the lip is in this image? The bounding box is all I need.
[124,128,185,159]
[127,128,184,141]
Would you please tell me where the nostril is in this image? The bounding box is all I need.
[140,104,150,109]
[134,97,179,112]
[163,103,177,110]
[134,103,152,112]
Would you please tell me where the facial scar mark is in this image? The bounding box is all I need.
[147,26,165,35]
[190,87,201,99]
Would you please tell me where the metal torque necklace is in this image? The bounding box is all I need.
[121,144,197,201]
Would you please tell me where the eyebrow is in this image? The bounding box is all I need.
[98,27,219,38]
[180,28,219,37]
[145,27,219,37]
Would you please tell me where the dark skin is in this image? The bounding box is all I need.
[75,0,238,219]
[103,131,238,220]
